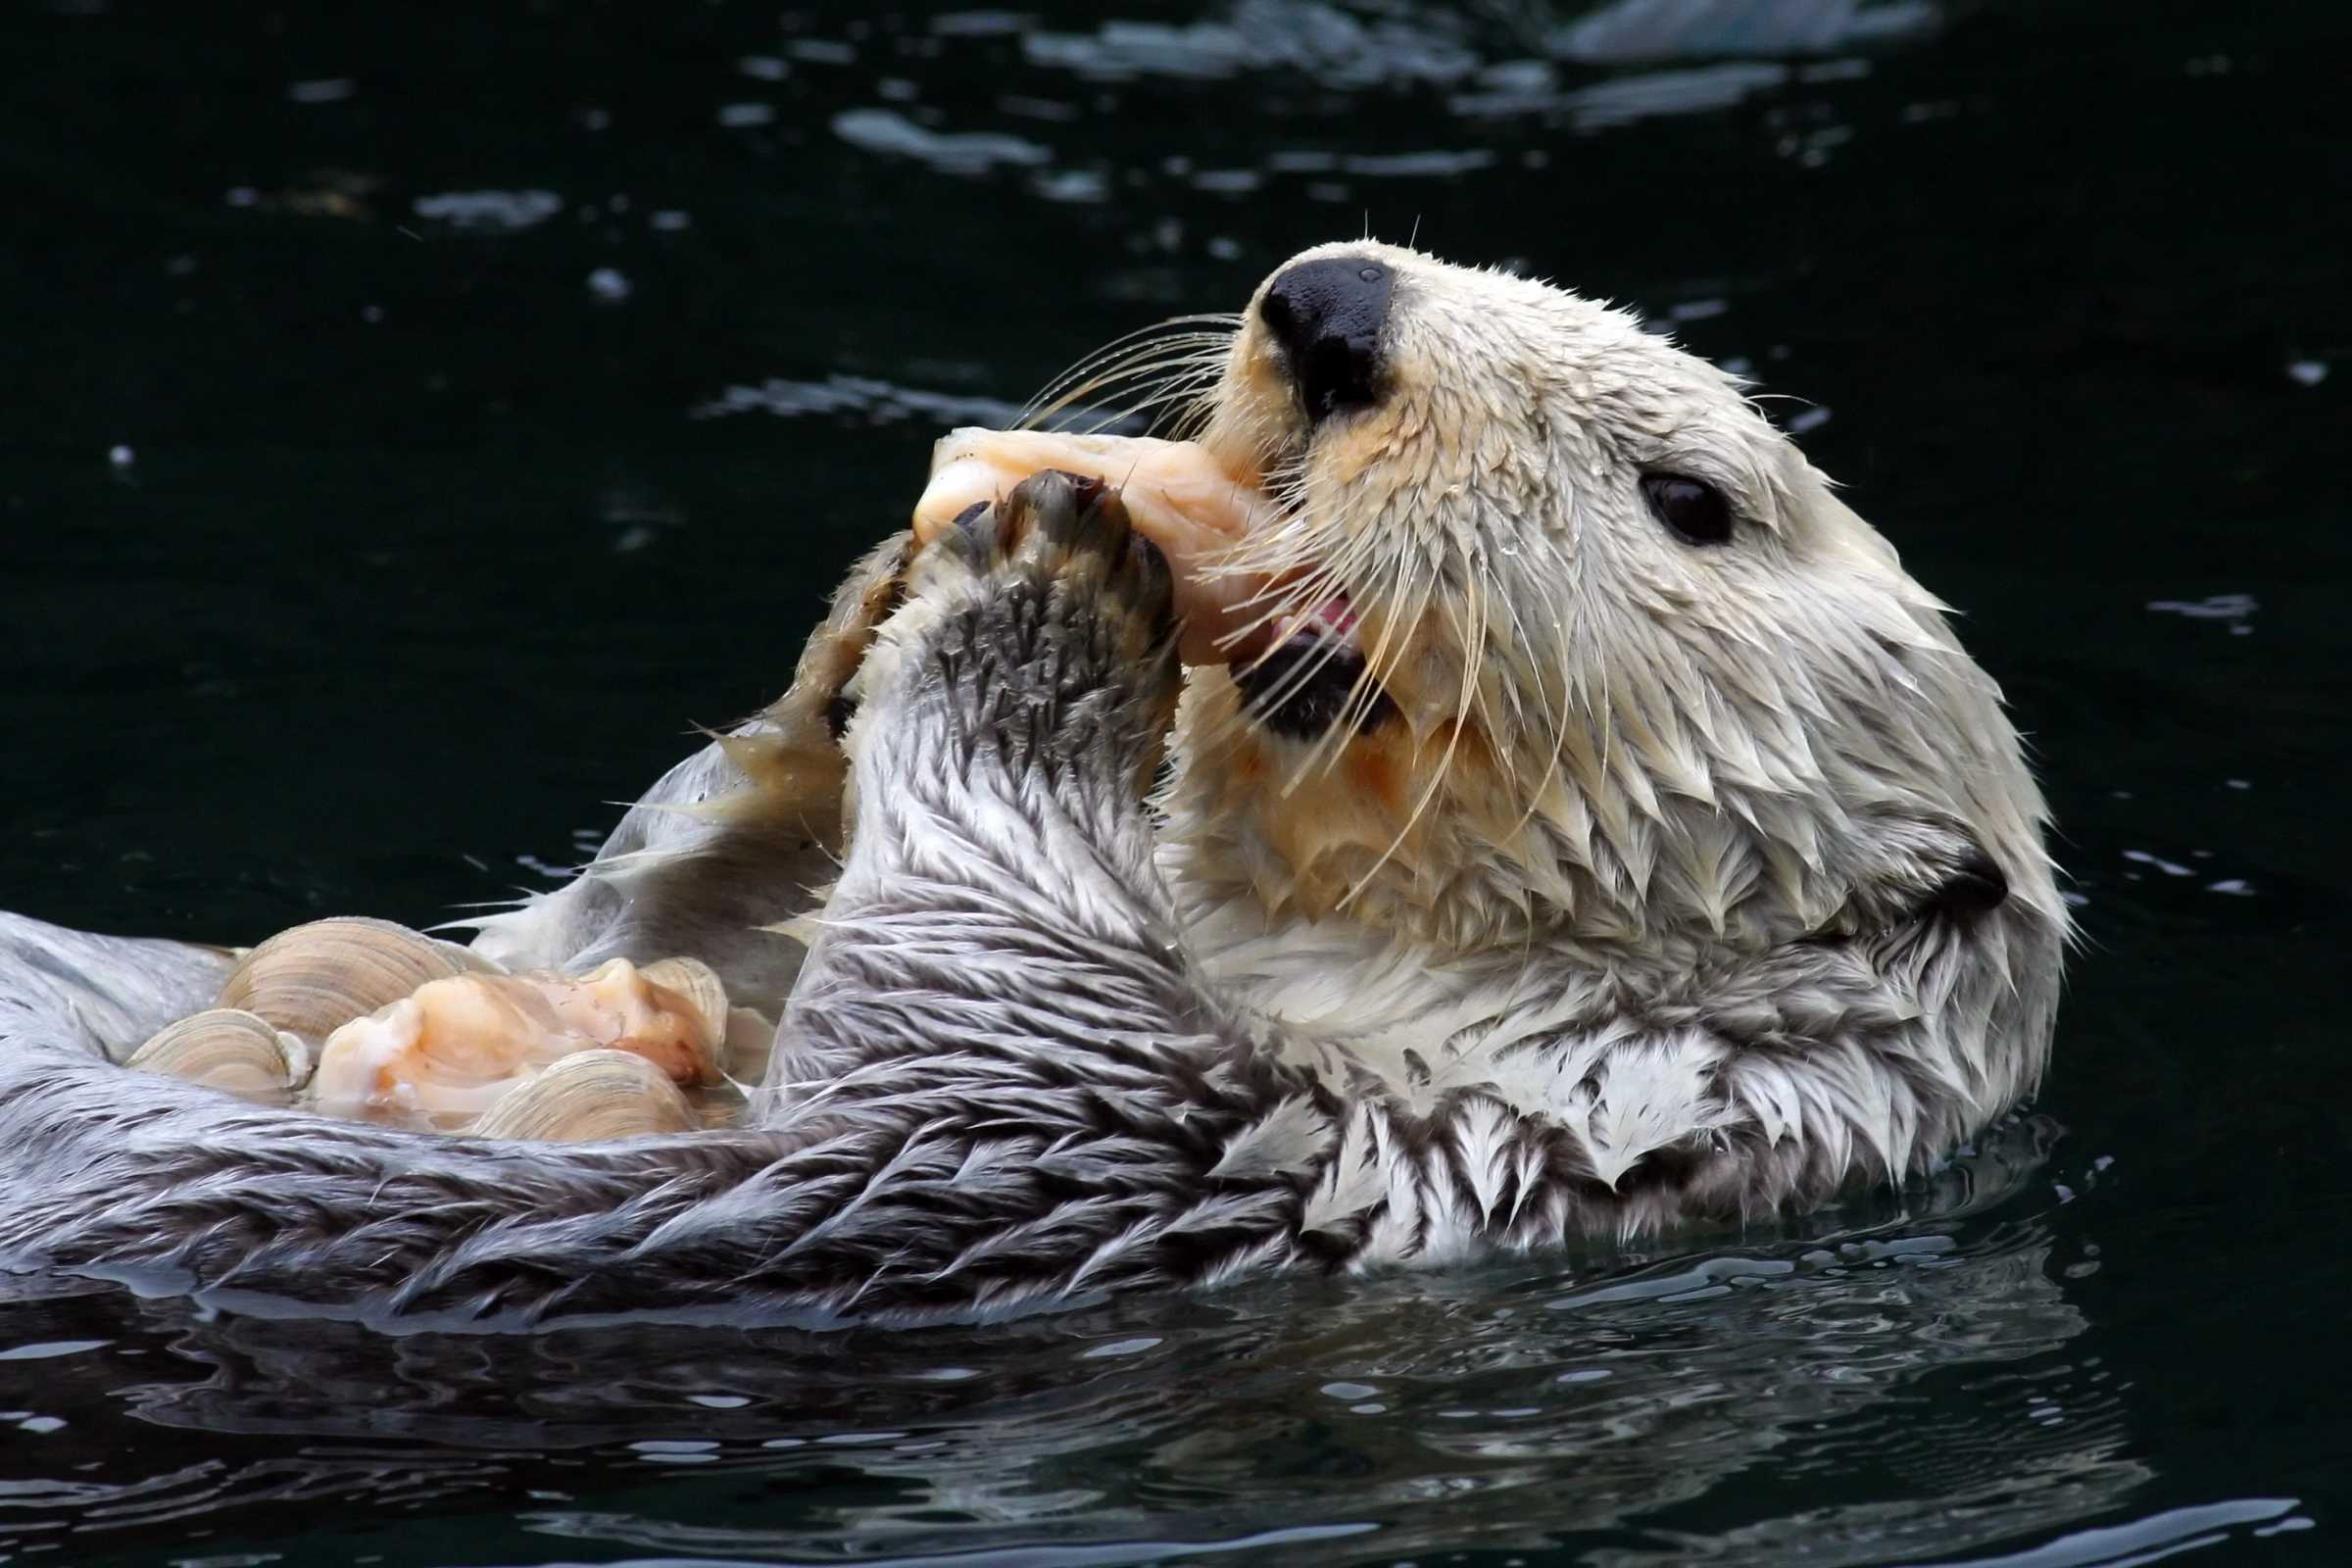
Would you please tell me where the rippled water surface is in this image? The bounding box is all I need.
[4,2,2347,1564]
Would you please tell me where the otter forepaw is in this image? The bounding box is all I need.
[915,469,1177,671]
[853,471,1181,793]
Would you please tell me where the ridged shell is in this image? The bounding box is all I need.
[219,916,496,1041]
[467,1050,697,1143]
[127,1008,311,1094]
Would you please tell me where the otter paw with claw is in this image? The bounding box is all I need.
[854,470,1182,795]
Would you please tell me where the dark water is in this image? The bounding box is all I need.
[3,2,2346,1563]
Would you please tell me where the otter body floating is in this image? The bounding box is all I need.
[0,244,2063,1326]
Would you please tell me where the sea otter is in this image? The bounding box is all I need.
[0,243,2063,1324]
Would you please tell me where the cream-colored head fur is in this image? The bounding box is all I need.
[1166,241,2062,959]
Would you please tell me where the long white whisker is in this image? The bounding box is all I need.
[1026,343,1232,422]
[1342,546,1482,912]
[1017,316,1241,432]
[1497,544,1575,849]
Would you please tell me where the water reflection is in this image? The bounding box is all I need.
[1453,60,1795,128]
[1023,5,1480,88]
[411,189,565,230]
[691,374,1025,426]
[1554,0,1940,63]
[833,108,1054,174]
[1013,0,1936,89]
[0,1135,2148,1567]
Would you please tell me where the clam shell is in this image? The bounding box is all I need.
[127,1008,311,1094]
[220,916,496,1041]
[466,1050,697,1143]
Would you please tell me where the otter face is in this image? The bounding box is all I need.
[1178,242,2059,956]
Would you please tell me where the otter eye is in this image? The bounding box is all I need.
[1641,473,1734,547]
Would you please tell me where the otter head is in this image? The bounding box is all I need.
[1171,242,2062,959]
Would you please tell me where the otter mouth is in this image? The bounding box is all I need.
[1229,590,1396,742]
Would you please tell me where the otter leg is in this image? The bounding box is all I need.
[466,532,913,1018]
[730,471,1338,1303]
[760,472,1194,1107]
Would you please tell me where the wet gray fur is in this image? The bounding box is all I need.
[0,484,1324,1325]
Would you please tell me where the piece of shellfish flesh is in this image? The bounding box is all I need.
[310,956,726,1127]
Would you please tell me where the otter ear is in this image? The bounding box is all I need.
[1815,812,2009,942]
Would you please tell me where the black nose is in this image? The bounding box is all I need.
[1258,255,1394,421]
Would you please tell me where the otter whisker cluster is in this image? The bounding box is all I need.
[1017,312,1241,440]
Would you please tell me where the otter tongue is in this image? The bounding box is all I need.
[913,427,1274,665]
[1226,591,1356,666]
[1300,595,1359,639]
